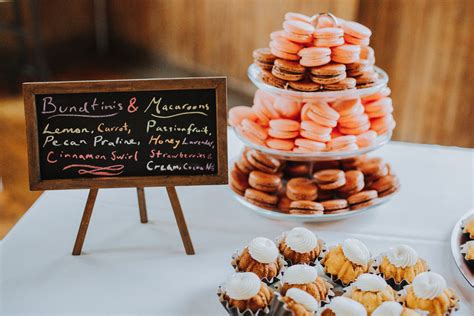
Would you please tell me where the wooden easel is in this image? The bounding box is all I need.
[72,187,195,256]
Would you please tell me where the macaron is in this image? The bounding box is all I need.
[298,47,331,67]
[323,77,356,90]
[229,164,250,196]
[289,200,324,215]
[283,20,314,35]
[344,34,370,46]
[306,102,340,128]
[235,150,254,174]
[266,138,295,151]
[253,89,279,125]
[272,59,306,82]
[240,118,268,141]
[273,97,301,119]
[310,63,347,84]
[278,195,292,213]
[331,98,363,117]
[342,20,372,40]
[288,80,321,92]
[237,126,266,147]
[356,130,378,148]
[358,157,388,181]
[369,174,400,198]
[286,177,318,201]
[313,27,344,47]
[253,47,276,70]
[246,149,281,174]
[270,42,300,61]
[321,199,349,214]
[284,162,312,178]
[327,135,357,151]
[270,37,304,55]
[347,190,379,210]
[257,68,287,89]
[361,87,391,104]
[370,114,396,135]
[282,30,313,44]
[331,44,361,64]
[228,106,257,127]
[364,97,393,118]
[300,120,332,142]
[345,59,371,77]
[248,170,282,193]
[244,188,278,209]
[355,71,378,88]
[313,169,346,190]
[338,170,364,195]
[360,46,375,64]
[294,138,326,152]
[268,119,300,139]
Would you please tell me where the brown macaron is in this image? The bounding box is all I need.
[284,162,312,177]
[235,151,254,174]
[257,68,287,89]
[286,177,318,201]
[246,150,281,174]
[355,71,378,88]
[359,157,388,181]
[248,170,281,193]
[338,170,364,195]
[289,200,324,215]
[369,174,400,198]
[321,199,349,214]
[347,190,379,210]
[229,164,250,196]
[310,63,346,84]
[244,188,278,209]
[313,169,346,190]
[272,59,306,82]
[253,48,276,70]
[323,77,356,90]
[278,195,293,213]
[288,80,321,92]
[345,59,370,77]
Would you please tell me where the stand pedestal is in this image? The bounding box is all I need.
[72,187,195,256]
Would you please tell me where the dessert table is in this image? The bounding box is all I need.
[1,129,473,315]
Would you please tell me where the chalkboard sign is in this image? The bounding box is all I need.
[24,77,228,190]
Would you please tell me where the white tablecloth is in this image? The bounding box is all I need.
[1,130,473,315]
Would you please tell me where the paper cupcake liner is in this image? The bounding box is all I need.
[275,232,327,267]
[268,293,294,316]
[232,249,288,286]
[273,277,335,308]
[371,255,430,291]
[318,245,374,288]
[217,285,272,316]
[397,287,459,316]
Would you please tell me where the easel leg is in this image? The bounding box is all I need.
[166,186,195,255]
[72,189,99,255]
[136,187,148,223]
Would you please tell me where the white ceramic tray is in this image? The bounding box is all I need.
[248,63,389,102]
[233,125,392,162]
[231,190,395,223]
[450,209,474,287]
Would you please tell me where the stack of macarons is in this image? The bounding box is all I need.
[253,12,379,91]
[228,88,395,153]
[230,148,399,214]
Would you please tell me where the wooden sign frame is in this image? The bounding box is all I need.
[23,77,228,256]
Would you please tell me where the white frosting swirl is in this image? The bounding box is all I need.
[286,288,319,312]
[285,227,318,253]
[319,297,367,316]
[224,272,261,300]
[352,273,388,292]
[283,264,318,285]
[386,245,418,268]
[248,237,279,264]
[460,240,474,255]
[341,238,370,266]
[412,272,446,300]
[372,302,403,316]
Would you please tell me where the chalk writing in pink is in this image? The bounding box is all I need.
[63,164,124,176]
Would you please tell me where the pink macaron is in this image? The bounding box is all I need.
[283,20,315,35]
[253,90,279,125]
[268,119,300,139]
[270,37,304,54]
[306,102,340,127]
[338,113,369,129]
[362,87,391,104]
[342,21,372,40]
[298,47,331,67]
[228,106,257,126]
[331,44,361,64]
[371,114,396,135]
[327,135,357,150]
[241,118,268,141]
[313,27,344,47]
[300,120,332,142]
[294,138,326,151]
[364,97,393,118]
[356,130,377,148]
[266,138,295,151]
[274,97,301,119]
[285,12,312,24]
[331,98,363,117]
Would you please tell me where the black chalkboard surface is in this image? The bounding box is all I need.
[24,77,228,190]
